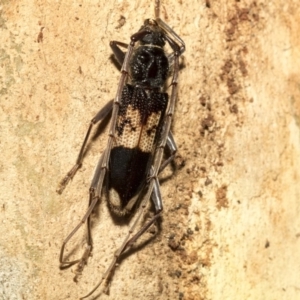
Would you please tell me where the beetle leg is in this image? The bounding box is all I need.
[59,153,105,271]
[110,40,128,66]
[57,100,113,194]
[159,130,178,172]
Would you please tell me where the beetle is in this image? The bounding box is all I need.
[57,0,185,298]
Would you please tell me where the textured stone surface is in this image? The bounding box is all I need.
[1,0,300,299]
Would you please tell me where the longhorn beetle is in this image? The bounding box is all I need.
[57,0,185,298]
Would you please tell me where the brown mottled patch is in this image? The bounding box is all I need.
[230,103,239,114]
[238,57,248,76]
[201,114,215,131]
[238,8,250,21]
[226,15,238,39]
[227,77,239,95]
[175,248,200,266]
[216,185,229,209]
[221,59,233,76]
[115,15,126,29]
[185,250,198,265]
[199,95,211,110]
[205,177,212,186]
[168,236,180,251]
[37,27,44,43]
[200,114,215,136]
[174,153,186,169]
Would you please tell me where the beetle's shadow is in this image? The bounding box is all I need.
[104,186,152,226]
[91,193,163,272]
[118,213,162,258]
[109,200,163,267]
[59,247,80,270]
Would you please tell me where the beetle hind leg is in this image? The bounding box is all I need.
[59,154,106,274]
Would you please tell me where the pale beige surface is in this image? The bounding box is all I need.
[1,0,300,299]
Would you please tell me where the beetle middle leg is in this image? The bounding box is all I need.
[57,100,113,194]
[58,39,131,195]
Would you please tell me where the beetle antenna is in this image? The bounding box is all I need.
[155,0,160,20]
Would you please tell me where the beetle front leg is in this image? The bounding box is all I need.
[110,40,128,67]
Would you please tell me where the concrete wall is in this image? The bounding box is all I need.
[1,0,300,299]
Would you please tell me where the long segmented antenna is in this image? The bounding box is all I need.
[155,0,161,19]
